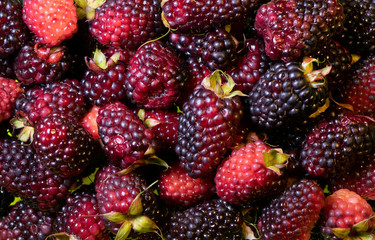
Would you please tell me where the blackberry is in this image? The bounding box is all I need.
[0,0,30,58]
[0,138,73,212]
[90,0,164,50]
[335,0,375,54]
[300,114,375,178]
[166,199,243,239]
[255,0,345,61]
[13,41,71,86]
[161,0,261,33]
[0,201,54,239]
[124,40,187,109]
[81,49,128,107]
[54,188,111,240]
[95,165,165,238]
[15,79,87,125]
[246,59,329,130]
[33,113,96,178]
[257,179,325,240]
[169,28,238,71]
[175,71,244,178]
[97,102,155,168]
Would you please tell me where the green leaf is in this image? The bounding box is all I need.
[101,212,127,223]
[115,221,132,240]
[132,215,159,233]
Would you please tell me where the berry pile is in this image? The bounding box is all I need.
[0,0,374,239]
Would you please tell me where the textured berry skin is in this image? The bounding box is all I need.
[124,41,187,109]
[140,109,179,156]
[22,0,78,46]
[95,165,164,235]
[97,102,155,168]
[175,84,243,178]
[15,79,87,124]
[54,189,111,240]
[321,189,375,239]
[0,139,73,212]
[158,163,215,207]
[255,0,345,61]
[246,61,328,129]
[257,179,325,240]
[215,140,287,205]
[81,54,127,107]
[166,199,243,239]
[340,54,375,118]
[329,153,375,201]
[0,0,30,58]
[227,38,270,94]
[81,105,100,140]
[90,0,164,50]
[161,0,261,33]
[334,0,375,54]
[0,77,23,123]
[300,114,375,178]
[13,41,71,86]
[0,201,54,240]
[33,114,96,178]
[169,28,238,71]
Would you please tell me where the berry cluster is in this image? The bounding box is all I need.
[0,0,375,239]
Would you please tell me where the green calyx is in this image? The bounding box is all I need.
[262,149,289,175]
[302,57,331,88]
[86,49,120,72]
[74,0,106,20]
[331,215,375,240]
[45,232,80,240]
[201,70,247,99]
[10,117,34,143]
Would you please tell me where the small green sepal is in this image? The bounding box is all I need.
[101,212,127,224]
[45,232,79,240]
[331,227,351,239]
[128,195,143,216]
[10,118,34,143]
[117,156,169,175]
[115,220,132,240]
[132,215,159,233]
[263,149,289,175]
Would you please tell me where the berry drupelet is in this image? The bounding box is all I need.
[0,77,23,123]
[124,40,187,109]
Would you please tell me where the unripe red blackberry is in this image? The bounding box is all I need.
[97,102,155,168]
[90,0,165,50]
[124,40,187,109]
